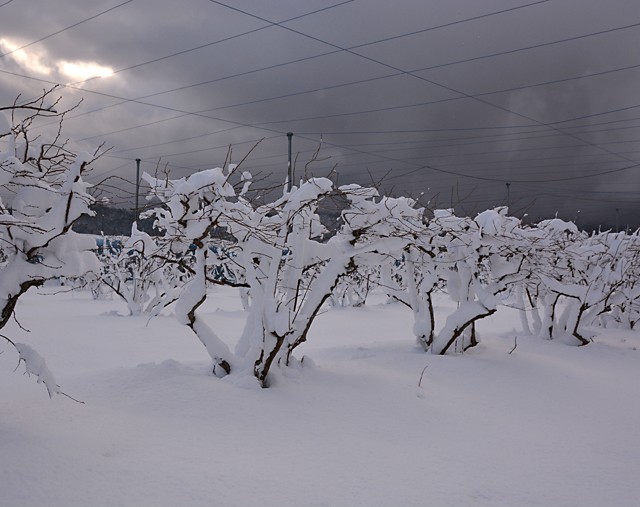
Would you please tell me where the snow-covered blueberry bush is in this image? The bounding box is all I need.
[0,92,102,397]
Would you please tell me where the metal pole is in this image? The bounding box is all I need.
[506,182,511,208]
[135,158,141,221]
[287,132,293,192]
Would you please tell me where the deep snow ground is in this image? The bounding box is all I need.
[1,287,639,507]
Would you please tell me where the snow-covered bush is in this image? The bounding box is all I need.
[144,168,424,386]
[128,156,640,384]
[380,239,439,350]
[529,224,631,344]
[143,165,251,378]
[0,92,102,396]
[96,224,187,316]
[465,216,640,346]
[330,264,378,308]
[380,207,533,354]
[600,231,640,330]
[89,235,124,299]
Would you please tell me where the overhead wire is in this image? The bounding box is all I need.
[69,81,640,164]
[127,134,281,161]
[43,0,567,133]
[206,0,640,181]
[0,0,135,59]
[25,0,638,155]
[252,61,640,127]
[1,0,355,141]
[5,0,640,199]
[0,66,291,137]
[331,122,640,157]
[58,18,640,161]
[328,112,640,140]
[30,0,357,126]
[295,127,640,185]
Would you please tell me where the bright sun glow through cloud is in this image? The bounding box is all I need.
[58,61,114,80]
[0,38,51,75]
[1,38,113,81]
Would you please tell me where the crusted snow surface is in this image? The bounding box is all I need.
[1,288,639,507]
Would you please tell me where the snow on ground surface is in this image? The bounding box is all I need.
[1,286,639,507]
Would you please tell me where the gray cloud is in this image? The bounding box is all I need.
[1,0,639,228]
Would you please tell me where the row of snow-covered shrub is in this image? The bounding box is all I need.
[4,94,635,390]
[86,167,640,386]
[336,210,640,351]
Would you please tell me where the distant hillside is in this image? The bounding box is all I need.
[73,206,156,236]
[74,202,346,238]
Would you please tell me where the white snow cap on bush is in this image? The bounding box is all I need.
[14,343,60,398]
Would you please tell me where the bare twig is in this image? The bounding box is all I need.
[418,364,429,387]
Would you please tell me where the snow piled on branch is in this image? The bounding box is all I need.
[0,109,100,397]
[13,342,60,398]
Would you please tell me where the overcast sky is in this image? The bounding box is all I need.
[1,0,640,228]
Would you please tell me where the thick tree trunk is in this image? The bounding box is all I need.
[433,305,497,355]
[571,303,590,346]
[253,330,285,387]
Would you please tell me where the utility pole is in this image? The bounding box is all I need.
[135,158,141,222]
[506,182,511,208]
[287,132,293,192]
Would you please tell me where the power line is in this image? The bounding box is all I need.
[197,17,640,125]
[518,181,640,195]
[254,61,640,127]
[131,0,550,103]
[78,120,242,143]
[296,105,640,136]
[129,135,281,160]
[97,136,283,175]
[97,154,198,174]
[208,0,640,177]
[382,20,640,74]
[62,57,640,149]
[88,160,132,180]
[44,9,640,144]
[64,0,550,93]
[515,190,640,205]
[0,0,135,59]
[338,121,640,155]
[110,128,248,154]
[134,15,640,118]
[97,114,640,188]
[196,9,640,119]
[285,125,640,185]
[382,159,640,187]
[68,0,355,88]
[129,0,549,106]
[5,1,640,196]
[48,0,561,130]
[318,111,640,139]
[335,152,634,174]
[9,44,635,189]
[0,66,289,137]
[281,124,640,170]
[308,147,639,182]
[16,1,357,133]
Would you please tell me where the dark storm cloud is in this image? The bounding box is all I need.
[1,0,639,228]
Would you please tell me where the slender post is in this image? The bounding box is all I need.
[287,132,293,192]
[135,158,141,221]
[506,182,511,208]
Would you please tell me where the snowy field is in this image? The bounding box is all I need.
[1,286,639,507]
